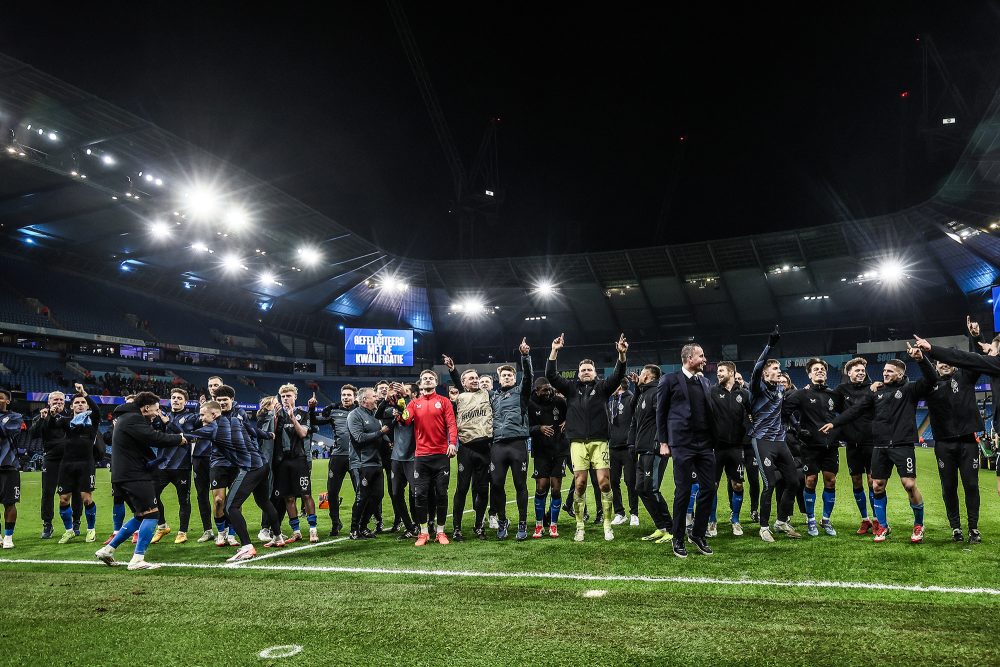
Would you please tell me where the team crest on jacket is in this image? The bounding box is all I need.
[434,401,441,409]
[641,400,646,409]
[894,390,902,399]
[735,394,742,403]
[553,408,560,419]
[950,379,959,393]
[828,398,834,411]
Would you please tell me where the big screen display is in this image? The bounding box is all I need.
[344,328,413,367]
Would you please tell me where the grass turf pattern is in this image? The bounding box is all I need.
[2,446,999,665]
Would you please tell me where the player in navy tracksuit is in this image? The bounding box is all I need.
[150,388,197,544]
[0,388,24,549]
[747,327,802,542]
[186,386,279,561]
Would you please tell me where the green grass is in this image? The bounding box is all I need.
[2,447,999,666]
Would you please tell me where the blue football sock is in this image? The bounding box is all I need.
[534,493,546,523]
[85,502,97,530]
[59,505,73,530]
[290,517,301,532]
[110,516,142,548]
[910,502,924,526]
[709,494,718,524]
[821,490,835,520]
[307,514,317,529]
[549,493,562,524]
[4,524,13,536]
[873,493,888,527]
[113,502,126,531]
[215,517,227,534]
[731,493,744,522]
[803,489,816,520]
[134,518,158,556]
[687,483,699,515]
[853,490,868,519]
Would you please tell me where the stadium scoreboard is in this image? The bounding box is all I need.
[345,328,413,367]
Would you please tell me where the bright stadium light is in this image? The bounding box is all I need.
[186,186,219,219]
[463,299,484,313]
[878,260,906,283]
[382,276,407,293]
[101,154,115,166]
[260,271,282,286]
[224,206,249,231]
[192,242,210,253]
[151,221,170,239]
[298,246,322,266]
[221,254,246,272]
[535,280,556,296]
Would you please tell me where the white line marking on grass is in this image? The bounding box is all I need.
[258,644,303,659]
[582,589,608,598]
[3,557,999,597]
[236,538,347,564]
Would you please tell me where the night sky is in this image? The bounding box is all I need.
[4,4,1000,259]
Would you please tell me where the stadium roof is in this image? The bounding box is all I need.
[2,51,1000,350]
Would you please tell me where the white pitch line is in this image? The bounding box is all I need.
[237,537,348,564]
[1,557,998,597]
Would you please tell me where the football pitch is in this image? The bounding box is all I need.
[2,447,999,666]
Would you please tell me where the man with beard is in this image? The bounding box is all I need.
[708,361,749,537]
[630,365,674,544]
[528,377,567,538]
[835,358,878,534]
[443,357,493,541]
[314,385,358,536]
[782,359,843,537]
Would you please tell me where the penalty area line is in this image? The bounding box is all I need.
[0,557,998,597]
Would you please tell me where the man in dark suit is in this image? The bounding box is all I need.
[656,343,717,558]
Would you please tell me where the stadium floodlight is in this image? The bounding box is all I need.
[47,132,57,141]
[224,206,249,231]
[101,154,115,166]
[878,260,905,283]
[260,271,282,286]
[297,246,322,266]
[186,186,219,219]
[155,178,163,186]
[535,280,556,296]
[151,221,170,239]
[382,276,407,293]
[463,299,485,314]
[145,174,154,182]
[192,242,210,253]
[221,254,246,272]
